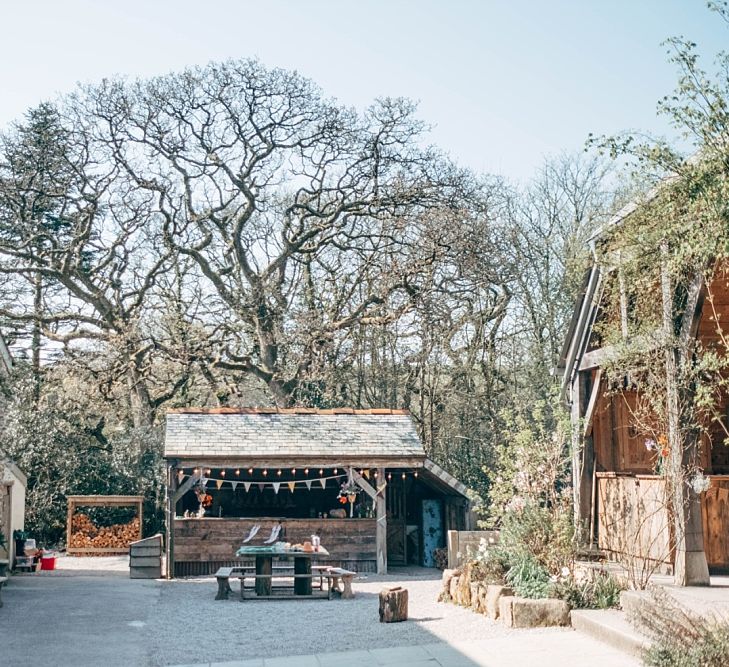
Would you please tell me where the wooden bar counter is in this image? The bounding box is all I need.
[173,517,376,576]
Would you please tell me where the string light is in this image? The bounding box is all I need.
[205,468,211,475]
[291,468,296,474]
[248,468,253,475]
[263,469,268,476]
[401,473,406,480]
[304,468,309,475]
[414,471,418,478]
[235,469,241,476]
[333,468,338,475]
[220,470,226,477]
[387,472,392,480]
[193,468,199,475]
[277,469,282,476]
[373,471,378,478]
[319,469,324,476]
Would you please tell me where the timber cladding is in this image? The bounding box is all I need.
[597,474,729,572]
[173,517,376,574]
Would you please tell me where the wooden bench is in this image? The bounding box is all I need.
[324,567,356,600]
[215,565,330,600]
[0,576,7,608]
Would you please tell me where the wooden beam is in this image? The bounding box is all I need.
[165,457,426,469]
[582,369,603,438]
[166,465,175,579]
[350,468,377,500]
[172,471,201,504]
[376,467,387,575]
[578,345,617,371]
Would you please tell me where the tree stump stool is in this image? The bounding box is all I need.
[379,586,408,622]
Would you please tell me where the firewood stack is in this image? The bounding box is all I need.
[68,513,140,549]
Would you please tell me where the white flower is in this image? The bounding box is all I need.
[689,473,711,494]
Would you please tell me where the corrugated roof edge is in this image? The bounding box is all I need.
[167,407,411,416]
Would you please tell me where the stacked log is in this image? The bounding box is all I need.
[69,513,140,549]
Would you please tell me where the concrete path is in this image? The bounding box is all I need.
[1,573,160,667]
[169,635,639,667]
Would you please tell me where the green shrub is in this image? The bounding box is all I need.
[497,501,575,575]
[631,588,729,667]
[505,554,552,599]
[554,571,623,609]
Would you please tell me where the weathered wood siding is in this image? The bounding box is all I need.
[702,476,729,571]
[597,474,729,572]
[173,517,376,576]
[597,474,672,565]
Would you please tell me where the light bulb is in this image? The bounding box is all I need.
[291,468,296,474]
[235,469,240,476]
[277,469,282,476]
[263,469,268,476]
[220,470,226,477]
[248,468,253,475]
[304,468,309,475]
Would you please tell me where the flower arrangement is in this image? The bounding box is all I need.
[194,483,213,509]
[337,479,361,516]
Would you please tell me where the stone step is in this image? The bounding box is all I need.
[571,609,649,658]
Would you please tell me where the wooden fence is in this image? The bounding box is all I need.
[447,530,499,569]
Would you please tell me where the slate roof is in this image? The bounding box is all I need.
[164,408,426,460]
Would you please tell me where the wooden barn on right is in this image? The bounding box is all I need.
[559,196,729,584]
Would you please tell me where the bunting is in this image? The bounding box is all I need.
[287,482,296,493]
[319,478,326,489]
[272,482,280,494]
[305,480,312,490]
[243,482,251,492]
[216,480,223,489]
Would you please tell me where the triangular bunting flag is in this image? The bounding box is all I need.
[305,480,312,490]
[243,482,251,492]
[319,478,326,489]
[257,482,266,491]
[231,481,239,491]
[287,482,295,493]
[362,469,370,479]
[216,479,223,489]
[272,482,280,494]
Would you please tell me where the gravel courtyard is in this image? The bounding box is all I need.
[0,557,576,666]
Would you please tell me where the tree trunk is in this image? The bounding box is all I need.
[32,270,42,401]
[379,586,408,622]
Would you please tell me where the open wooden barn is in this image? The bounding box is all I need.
[560,211,729,579]
[163,408,470,577]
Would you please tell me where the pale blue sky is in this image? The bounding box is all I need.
[0,1,726,182]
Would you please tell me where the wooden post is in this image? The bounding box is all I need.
[166,464,175,579]
[447,530,459,569]
[137,498,143,541]
[66,498,75,551]
[294,556,312,595]
[255,556,272,596]
[376,467,387,575]
[661,250,709,586]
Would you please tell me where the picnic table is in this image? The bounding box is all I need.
[235,545,330,597]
